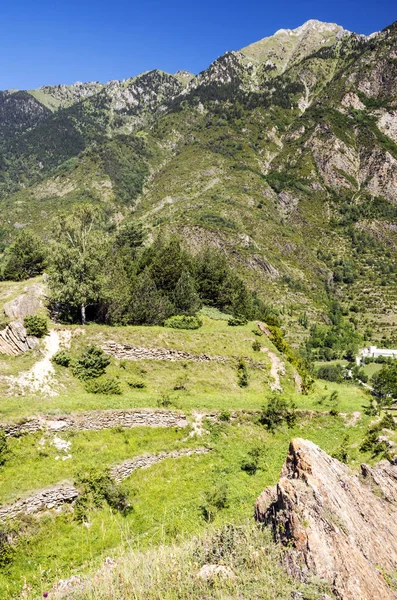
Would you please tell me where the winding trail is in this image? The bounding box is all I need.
[11,329,71,397]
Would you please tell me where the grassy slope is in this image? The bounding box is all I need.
[0,304,387,598]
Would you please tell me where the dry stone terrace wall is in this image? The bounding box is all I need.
[102,341,227,363]
[0,484,78,521]
[102,341,267,369]
[111,447,210,482]
[0,448,210,522]
[2,409,188,437]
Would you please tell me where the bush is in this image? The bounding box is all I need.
[252,340,261,352]
[52,350,71,367]
[23,315,48,338]
[72,345,110,380]
[85,377,122,395]
[228,316,248,326]
[316,363,345,383]
[200,483,229,522]
[74,468,130,521]
[164,315,202,330]
[127,380,146,389]
[241,446,263,475]
[0,431,8,467]
[236,357,249,387]
[259,395,297,432]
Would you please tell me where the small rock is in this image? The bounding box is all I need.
[197,564,236,581]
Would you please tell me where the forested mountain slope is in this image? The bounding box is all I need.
[1,19,397,342]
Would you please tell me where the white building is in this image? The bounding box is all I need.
[357,346,397,364]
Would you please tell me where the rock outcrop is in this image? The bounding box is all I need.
[0,321,38,355]
[3,283,44,320]
[255,438,397,600]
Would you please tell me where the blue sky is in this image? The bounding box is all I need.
[0,0,395,90]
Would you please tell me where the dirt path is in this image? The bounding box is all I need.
[261,347,285,391]
[12,329,71,397]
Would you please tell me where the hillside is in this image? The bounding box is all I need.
[0,17,397,599]
[0,19,397,342]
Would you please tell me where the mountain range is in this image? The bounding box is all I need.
[1,18,397,343]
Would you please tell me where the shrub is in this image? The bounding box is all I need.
[200,483,229,522]
[252,340,261,352]
[74,468,130,521]
[164,315,202,330]
[316,363,345,383]
[52,350,71,367]
[237,357,249,388]
[228,316,248,326]
[241,446,263,475]
[23,315,48,338]
[259,395,297,432]
[72,345,110,380]
[0,529,14,567]
[0,431,8,467]
[85,377,122,395]
[127,380,146,389]
[157,393,177,408]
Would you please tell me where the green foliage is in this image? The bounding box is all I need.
[240,445,263,475]
[52,350,72,367]
[269,326,313,393]
[252,340,262,352]
[100,135,150,204]
[228,316,248,326]
[164,315,202,330]
[172,270,202,316]
[127,269,174,325]
[371,363,397,401]
[200,482,229,522]
[47,204,110,324]
[0,528,14,568]
[74,468,130,521]
[328,391,340,416]
[0,431,8,467]
[127,380,146,389]
[236,357,249,388]
[85,377,122,395]
[2,230,46,281]
[71,345,110,381]
[316,363,345,383]
[23,315,48,338]
[332,434,349,463]
[259,395,297,433]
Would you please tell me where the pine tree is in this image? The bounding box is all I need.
[173,270,201,315]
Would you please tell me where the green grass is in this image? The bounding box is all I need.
[0,427,196,506]
[0,413,372,598]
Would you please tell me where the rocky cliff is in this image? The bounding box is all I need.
[255,438,397,600]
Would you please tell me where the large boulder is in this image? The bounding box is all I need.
[255,438,397,600]
[3,283,44,320]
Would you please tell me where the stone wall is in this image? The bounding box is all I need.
[102,341,227,363]
[2,409,189,437]
[111,447,210,482]
[0,447,210,521]
[0,484,78,521]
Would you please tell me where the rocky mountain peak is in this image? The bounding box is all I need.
[256,439,397,600]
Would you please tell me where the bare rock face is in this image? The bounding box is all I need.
[255,438,397,600]
[0,321,38,355]
[3,283,44,320]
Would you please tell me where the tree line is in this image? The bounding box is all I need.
[0,204,269,326]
